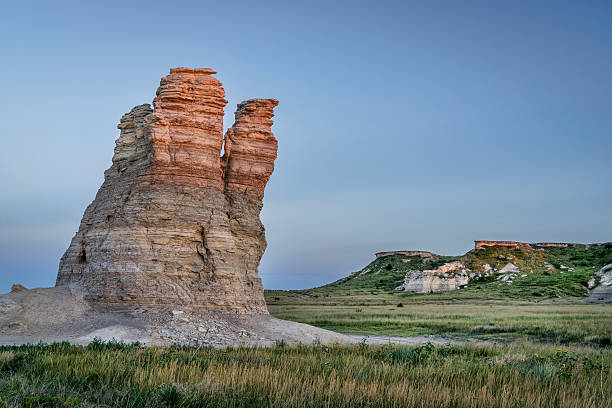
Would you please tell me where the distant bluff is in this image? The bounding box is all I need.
[325,241,612,301]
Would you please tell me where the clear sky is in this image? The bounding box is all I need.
[1,0,611,293]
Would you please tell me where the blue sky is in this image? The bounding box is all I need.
[0,0,611,292]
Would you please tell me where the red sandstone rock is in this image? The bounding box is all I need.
[375,251,435,259]
[474,241,533,250]
[149,68,228,190]
[10,285,28,293]
[222,99,279,199]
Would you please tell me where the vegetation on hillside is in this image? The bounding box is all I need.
[265,243,612,345]
[306,242,612,299]
[322,254,459,292]
[0,341,610,407]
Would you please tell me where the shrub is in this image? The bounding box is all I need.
[158,384,183,407]
[0,351,26,372]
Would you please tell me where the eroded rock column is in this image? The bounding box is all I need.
[56,68,278,312]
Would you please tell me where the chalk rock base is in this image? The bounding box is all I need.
[0,287,351,347]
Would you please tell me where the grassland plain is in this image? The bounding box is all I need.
[266,243,612,347]
[2,245,609,407]
[0,341,610,407]
[266,291,612,346]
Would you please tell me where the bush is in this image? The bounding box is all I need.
[86,337,141,351]
[0,351,26,372]
[372,343,436,365]
[158,384,183,407]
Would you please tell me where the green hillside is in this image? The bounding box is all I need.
[313,242,612,299]
[265,243,612,344]
[322,253,459,292]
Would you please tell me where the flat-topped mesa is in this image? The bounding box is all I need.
[222,99,279,199]
[534,242,570,248]
[474,241,533,250]
[376,251,435,259]
[56,68,278,312]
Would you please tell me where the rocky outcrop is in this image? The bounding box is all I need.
[587,264,612,303]
[10,285,28,293]
[474,241,533,250]
[396,262,470,293]
[56,68,278,312]
[375,251,435,259]
[222,99,279,199]
[475,241,576,250]
[498,263,520,274]
[497,263,521,284]
[534,242,569,248]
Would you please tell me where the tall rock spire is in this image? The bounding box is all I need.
[222,98,279,198]
[56,68,278,312]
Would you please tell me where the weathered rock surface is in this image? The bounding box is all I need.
[0,286,91,334]
[587,264,612,303]
[0,288,351,347]
[498,263,520,274]
[56,68,277,312]
[10,284,28,293]
[396,262,470,293]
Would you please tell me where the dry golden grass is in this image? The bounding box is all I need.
[0,341,610,407]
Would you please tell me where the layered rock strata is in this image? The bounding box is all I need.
[56,68,278,312]
[395,262,470,293]
[474,241,533,250]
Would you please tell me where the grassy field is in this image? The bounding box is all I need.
[2,244,608,407]
[266,242,612,347]
[0,341,610,407]
[266,289,612,347]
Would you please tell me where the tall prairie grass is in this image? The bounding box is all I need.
[0,341,610,407]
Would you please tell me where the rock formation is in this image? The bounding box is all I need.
[1,67,354,347]
[375,250,434,259]
[56,68,277,312]
[587,264,612,303]
[474,240,533,250]
[474,240,575,250]
[395,262,470,293]
[534,242,569,248]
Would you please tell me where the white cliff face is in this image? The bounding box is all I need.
[598,264,612,286]
[496,263,520,285]
[395,262,470,293]
[499,263,520,274]
[394,261,527,293]
[587,264,612,303]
